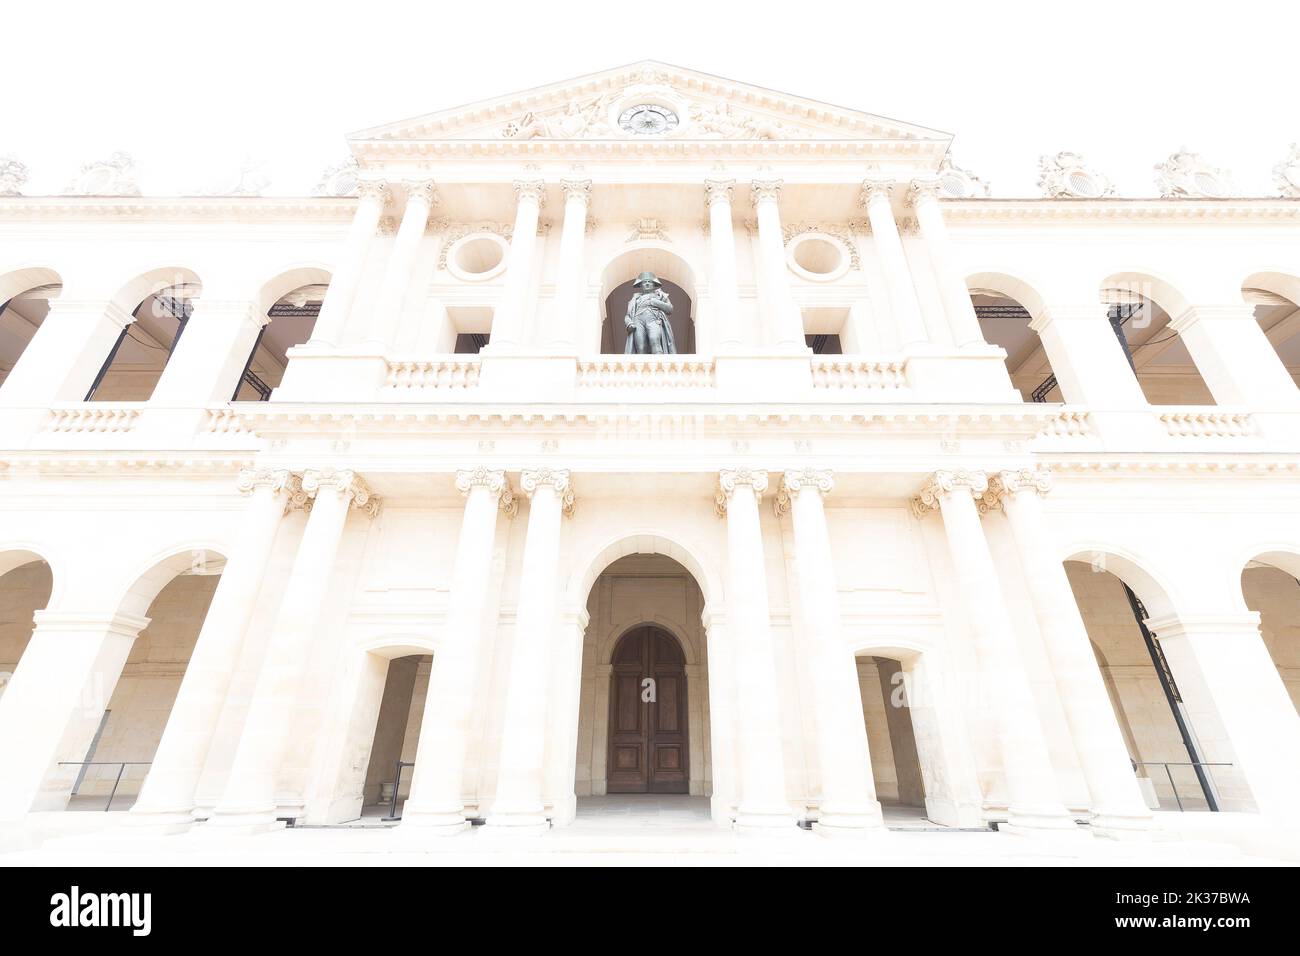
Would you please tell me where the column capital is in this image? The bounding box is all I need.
[301,468,380,518]
[403,179,439,208]
[455,467,518,517]
[910,469,994,519]
[235,467,293,497]
[990,466,1053,502]
[513,178,547,207]
[905,178,943,208]
[356,178,391,205]
[704,178,736,207]
[715,468,769,515]
[774,468,834,516]
[858,179,896,207]
[560,178,592,202]
[749,179,783,207]
[520,467,575,516]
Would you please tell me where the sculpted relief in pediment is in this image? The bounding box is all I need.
[492,87,820,142]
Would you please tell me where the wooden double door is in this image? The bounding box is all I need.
[606,626,689,794]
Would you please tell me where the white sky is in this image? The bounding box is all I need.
[5,1,1297,198]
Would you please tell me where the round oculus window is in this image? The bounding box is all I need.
[619,104,679,136]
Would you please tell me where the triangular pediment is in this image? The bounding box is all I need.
[349,61,950,145]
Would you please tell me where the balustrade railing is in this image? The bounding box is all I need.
[809,357,907,390]
[577,356,716,388]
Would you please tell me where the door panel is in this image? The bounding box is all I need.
[606,626,690,794]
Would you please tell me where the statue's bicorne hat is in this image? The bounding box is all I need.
[633,271,662,288]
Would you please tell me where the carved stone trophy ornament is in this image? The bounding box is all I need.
[623,271,677,354]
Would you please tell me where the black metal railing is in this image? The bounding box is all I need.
[383,760,416,821]
[1133,760,1233,812]
[58,760,151,811]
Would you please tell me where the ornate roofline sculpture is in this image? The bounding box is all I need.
[1272,144,1300,199]
[1037,151,1115,199]
[0,155,29,197]
[1155,148,1233,198]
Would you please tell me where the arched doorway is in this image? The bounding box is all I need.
[967,272,1060,403]
[238,268,332,401]
[1239,550,1300,717]
[607,625,688,794]
[1242,272,1300,392]
[0,269,61,393]
[1062,550,1251,811]
[597,247,697,354]
[1098,272,1216,405]
[87,268,202,402]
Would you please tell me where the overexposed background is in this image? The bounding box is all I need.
[4,0,1296,197]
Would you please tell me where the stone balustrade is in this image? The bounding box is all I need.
[1158,408,1255,438]
[46,405,141,433]
[576,356,716,389]
[810,358,908,391]
[384,358,481,390]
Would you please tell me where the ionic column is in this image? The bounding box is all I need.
[1145,612,1300,819]
[1169,305,1300,407]
[402,468,515,833]
[208,468,380,830]
[750,179,804,349]
[309,179,390,345]
[490,179,545,351]
[550,178,591,352]
[859,180,929,347]
[484,468,574,831]
[907,179,985,347]
[1029,306,1148,406]
[130,469,295,826]
[150,301,267,403]
[911,470,1076,834]
[368,180,438,351]
[705,179,742,350]
[716,469,795,830]
[990,467,1152,835]
[0,611,149,820]
[0,299,134,404]
[776,470,884,833]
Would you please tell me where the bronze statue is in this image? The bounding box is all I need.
[624,271,676,354]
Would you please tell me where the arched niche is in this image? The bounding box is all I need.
[597,246,697,355]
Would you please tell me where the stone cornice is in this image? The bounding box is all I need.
[347,138,949,164]
[0,196,357,222]
[941,197,1300,224]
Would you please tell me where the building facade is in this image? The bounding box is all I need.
[1,63,1299,843]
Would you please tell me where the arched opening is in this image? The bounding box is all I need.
[0,269,61,392]
[236,268,331,401]
[968,272,1059,402]
[0,550,54,705]
[1063,550,1252,812]
[1099,272,1216,406]
[1239,551,1300,718]
[854,654,926,819]
[570,550,714,827]
[598,247,697,355]
[87,268,201,402]
[358,652,433,819]
[1242,272,1300,391]
[54,547,225,811]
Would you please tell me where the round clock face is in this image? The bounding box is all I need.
[619,103,679,136]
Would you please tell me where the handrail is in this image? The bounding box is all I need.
[383,760,416,821]
[1132,760,1233,812]
[58,760,152,811]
